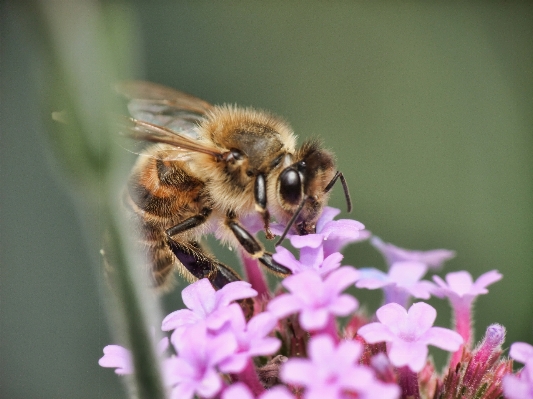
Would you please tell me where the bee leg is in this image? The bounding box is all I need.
[165,207,212,237]
[167,239,241,290]
[254,173,274,239]
[226,214,292,277]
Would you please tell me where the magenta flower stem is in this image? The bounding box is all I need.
[234,359,265,396]
[450,299,472,366]
[397,366,421,399]
[240,250,269,298]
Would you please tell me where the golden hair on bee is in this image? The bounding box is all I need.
[115,81,351,291]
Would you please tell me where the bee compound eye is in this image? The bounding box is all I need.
[279,168,302,205]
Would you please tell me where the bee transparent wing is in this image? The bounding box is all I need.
[119,117,224,160]
[126,100,204,139]
[115,81,214,139]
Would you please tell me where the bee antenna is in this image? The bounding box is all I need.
[275,197,307,246]
[324,171,352,213]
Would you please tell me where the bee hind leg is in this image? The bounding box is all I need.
[167,239,241,290]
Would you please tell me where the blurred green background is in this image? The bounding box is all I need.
[1,2,532,398]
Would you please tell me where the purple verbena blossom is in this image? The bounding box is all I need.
[357,302,463,372]
[273,246,343,275]
[99,345,134,375]
[510,341,533,367]
[356,261,435,307]
[164,323,237,399]
[268,268,359,336]
[503,363,533,399]
[215,304,281,372]
[272,206,367,272]
[161,278,257,344]
[431,270,502,362]
[503,341,533,399]
[222,382,295,399]
[281,334,400,399]
[99,336,169,376]
[371,236,455,270]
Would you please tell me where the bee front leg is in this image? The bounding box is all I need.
[226,212,291,277]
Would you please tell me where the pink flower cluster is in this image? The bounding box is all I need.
[100,207,531,399]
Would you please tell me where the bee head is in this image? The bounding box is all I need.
[276,140,337,237]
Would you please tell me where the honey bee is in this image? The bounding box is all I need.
[116,81,351,290]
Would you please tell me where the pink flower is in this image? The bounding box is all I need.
[162,279,257,344]
[358,302,463,372]
[98,337,169,376]
[222,383,295,399]
[431,270,502,304]
[164,323,237,399]
[356,261,435,307]
[510,342,533,367]
[268,268,359,331]
[281,335,400,399]
[98,345,133,375]
[215,304,281,372]
[273,207,367,272]
[371,236,455,270]
[503,364,533,399]
[273,246,343,275]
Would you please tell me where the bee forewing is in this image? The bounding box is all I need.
[127,99,203,140]
[115,80,214,115]
[119,118,223,159]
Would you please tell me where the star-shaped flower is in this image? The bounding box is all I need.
[356,261,435,307]
[164,323,237,399]
[357,302,463,372]
[268,267,359,331]
[214,304,281,372]
[98,337,169,376]
[510,342,533,367]
[431,270,502,305]
[281,334,400,399]
[371,236,455,270]
[503,363,533,399]
[162,278,257,344]
[272,207,368,272]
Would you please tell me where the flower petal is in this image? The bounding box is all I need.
[472,270,502,292]
[421,327,463,351]
[357,322,396,343]
[324,266,360,294]
[406,302,437,335]
[388,340,428,372]
[215,281,257,308]
[328,294,358,316]
[268,294,304,318]
[222,383,254,399]
[162,309,201,331]
[281,358,315,385]
[182,279,216,316]
[99,345,133,375]
[316,206,341,232]
[510,342,533,365]
[376,303,408,331]
[300,308,329,330]
[273,246,303,273]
